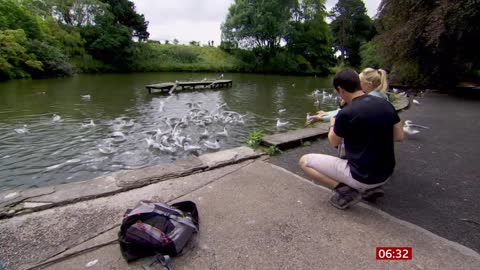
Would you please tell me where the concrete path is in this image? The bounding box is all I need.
[1,158,478,269]
[268,92,480,253]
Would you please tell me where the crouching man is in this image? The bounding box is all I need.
[299,68,404,209]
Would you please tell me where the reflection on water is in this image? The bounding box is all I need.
[0,72,338,191]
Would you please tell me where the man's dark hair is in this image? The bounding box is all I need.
[333,68,361,93]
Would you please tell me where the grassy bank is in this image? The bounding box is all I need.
[130,43,246,73]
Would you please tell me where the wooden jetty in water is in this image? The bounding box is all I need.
[146,80,233,94]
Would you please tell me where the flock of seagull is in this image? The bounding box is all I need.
[14,92,247,157]
[13,85,429,162]
[142,101,246,155]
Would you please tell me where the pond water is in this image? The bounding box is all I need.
[0,72,339,191]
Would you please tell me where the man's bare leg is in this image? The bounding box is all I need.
[299,155,339,189]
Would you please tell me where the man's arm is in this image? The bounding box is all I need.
[393,121,404,142]
[328,117,342,147]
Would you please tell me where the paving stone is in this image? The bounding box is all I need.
[32,175,121,204]
[199,146,262,168]
[262,125,329,149]
[116,157,206,188]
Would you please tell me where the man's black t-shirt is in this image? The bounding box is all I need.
[333,94,400,184]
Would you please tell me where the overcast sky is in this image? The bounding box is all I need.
[132,0,381,45]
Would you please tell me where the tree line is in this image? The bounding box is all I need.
[222,0,479,86]
[0,0,148,81]
[1,0,478,86]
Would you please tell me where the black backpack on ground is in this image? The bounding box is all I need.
[118,200,199,268]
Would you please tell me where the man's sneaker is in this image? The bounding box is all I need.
[362,186,385,203]
[329,183,361,210]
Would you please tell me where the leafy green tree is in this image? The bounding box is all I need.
[0,29,43,80]
[18,0,108,27]
[287,0,334,74]
[52,0,107,26]
[0,0,43,39]
[376,0,480,85]
[329,0,375,67]
[222,0,293,50]
[80,13,133,68]
[27,39,74,77]
[359,41,384,69]
[40,18,86,57]
[221,0,334,74]
[100,0,149,41]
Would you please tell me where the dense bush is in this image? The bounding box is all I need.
[27,40,74,77]
[0,29,43,81]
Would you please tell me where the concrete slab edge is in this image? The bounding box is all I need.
[26,159,257,270]
[261,128,329,149]
[266,162,480,260]
[0,147,263,220]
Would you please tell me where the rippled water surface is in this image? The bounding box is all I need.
[0,72,338,191]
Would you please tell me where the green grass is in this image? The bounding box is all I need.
[131,43,247,73]
[266,145,281,156]
[246,130,264,149]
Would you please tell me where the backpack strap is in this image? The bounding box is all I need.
[142,254,171,270]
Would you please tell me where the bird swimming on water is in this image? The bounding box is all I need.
[52,114,61,122]
[204,139,220,150]
[14,125,29,134]
[81,119,95,128]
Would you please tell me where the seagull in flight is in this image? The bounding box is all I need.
[403,120,429,135]
[216,127,228,137]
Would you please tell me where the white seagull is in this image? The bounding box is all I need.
[14,125,29,134]
[204,139,221,150]
[52,114,61,122]
[276,118,289,128]
[403,120,429,135]
[184,143,201,152]
[413,99,421,105]
[81,120,95,128]
[216,127,229,137]
[200,128,209,140]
